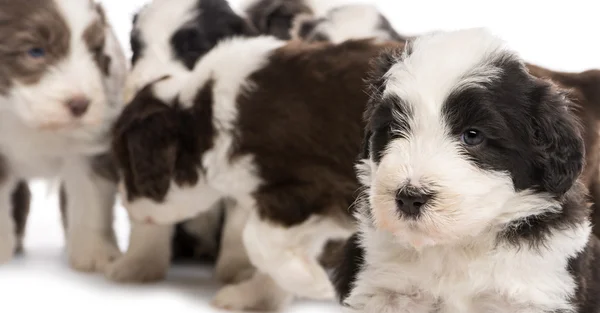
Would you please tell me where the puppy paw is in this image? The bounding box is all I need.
[344,291,432,313]
[269,253,335,300]
[215,254,255,284]
[105,254,169,283]
[0,233,16,264]
[211,273,292,312]
[68,234,121,272]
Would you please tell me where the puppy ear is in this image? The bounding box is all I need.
[531,81,585,195]
[112,86,179,202]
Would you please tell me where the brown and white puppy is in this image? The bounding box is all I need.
[105,0,259,285]
[335,28,600,313]
[114,14,404,310]
[0,0,127,270]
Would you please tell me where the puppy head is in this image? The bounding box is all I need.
[360,28,584,248]
[127,0,257,103]
[242,0,313,40]
[0,0,126,132]
[291,4,404,43]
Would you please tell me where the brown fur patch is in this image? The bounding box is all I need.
[11,180,30,253]
[231,39,403,226]
[90,153,119,183]
[112,77,216,202]
[83,4,111,75]
[526,64,600,237]
[0,0,70,94]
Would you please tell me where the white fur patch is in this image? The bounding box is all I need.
[243,210,352,300]
[312,4,393,43]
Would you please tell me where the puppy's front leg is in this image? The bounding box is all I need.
[242,210,352,300]
[343,266,435,313]
[105,221,173,283]
[212,271,293,312]
[344,287,435,313]
[63,156,120,272]
[0,176,17,263]
[215,199,255,284]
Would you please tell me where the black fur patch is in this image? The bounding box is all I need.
[170,0,258,70]
[332,233,365,303]
[361,48,406,161]
[130,12,144,65]
[443,55,584,196]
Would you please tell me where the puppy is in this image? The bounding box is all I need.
[106,0,259,284]
[241,0,313,40]
[114,13,404,310]
[334,28,600,313]
[0,0,127,270]
[291,4,407,43]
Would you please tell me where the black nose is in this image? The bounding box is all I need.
[396,190,431,217]
[66,97,90,117]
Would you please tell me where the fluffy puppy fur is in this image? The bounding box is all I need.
[105,0,259,284]
[113,12,404,308]
[334,28,600,313]
[526,65,600,238]
[0,0,127,270]
[291,4,407,43]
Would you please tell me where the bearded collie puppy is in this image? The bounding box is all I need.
[0,0,127,271]
[335,28,600,313]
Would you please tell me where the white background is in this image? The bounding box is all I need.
[1,0,599,312]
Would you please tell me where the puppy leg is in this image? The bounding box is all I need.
[105,222,173,283]
[212,271,293,312]
[11,181,30,254]
[215,199,255,284]
[63,157,120,272]
[343,288,435,313]
[0,176,17,263]
[242,210,353,300]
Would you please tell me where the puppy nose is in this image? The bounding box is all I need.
[66,96,90,117]
[396,191,431,217]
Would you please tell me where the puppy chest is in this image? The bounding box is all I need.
[377,247,576,311]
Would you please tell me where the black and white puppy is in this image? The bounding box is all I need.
[0,0,127,270]
[335,28,600,313]
[105,0,259,284]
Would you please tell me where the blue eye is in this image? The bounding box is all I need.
[27,48,46,58]
[461,129,485,146]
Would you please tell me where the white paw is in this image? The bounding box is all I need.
[215,254,255,284]
[68,234,121,272]
[268,253,335,300]
[0,232,16,264]
[344,291,432,313]
[211,280,291,312]
[105,254,169,283]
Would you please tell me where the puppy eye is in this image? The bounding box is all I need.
[461,129,485,146]
[27,47,46,58]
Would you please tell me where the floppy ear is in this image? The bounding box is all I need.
[112,86,180,202]
[531,81,585,195]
